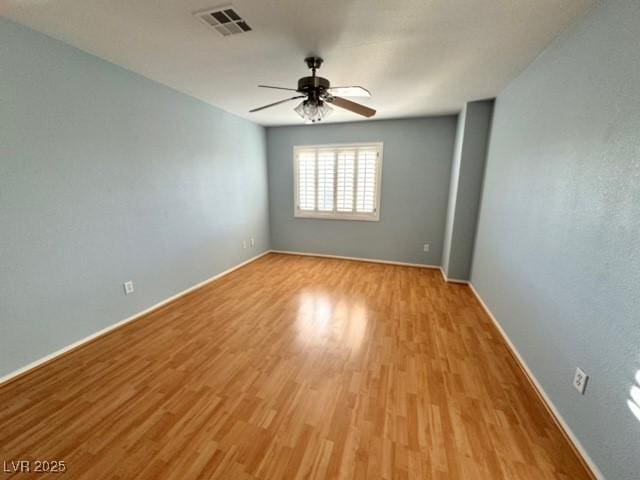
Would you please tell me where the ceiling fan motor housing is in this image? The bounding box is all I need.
[297,76,330,101]
[298,56,329,103]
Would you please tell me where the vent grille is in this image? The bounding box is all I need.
[195,5,252,37]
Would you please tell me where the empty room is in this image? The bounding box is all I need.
[1,1,638,479]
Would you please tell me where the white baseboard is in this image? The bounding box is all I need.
[271,250,440,269]
[0,250,271,386]
[439,267,470,284]
[468,283,604,480]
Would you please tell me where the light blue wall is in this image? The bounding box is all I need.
[471,1,640,478]
[0,19,270,377]
[267,117,457,265]
[442,100,493,280]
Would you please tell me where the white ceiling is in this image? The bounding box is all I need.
[2,0,593,126]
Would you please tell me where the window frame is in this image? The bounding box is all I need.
[293,142,383,222]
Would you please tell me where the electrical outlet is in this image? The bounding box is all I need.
[573,367,588,394]
[250,237,255,247]
[123,281,134,295]
[242,240,247,249]
[423,243,430,252]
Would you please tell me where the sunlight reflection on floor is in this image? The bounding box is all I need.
[295,291,368,352]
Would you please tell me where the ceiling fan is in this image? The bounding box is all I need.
[249,57,376,123]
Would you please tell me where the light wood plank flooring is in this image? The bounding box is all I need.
[0,253,591,479]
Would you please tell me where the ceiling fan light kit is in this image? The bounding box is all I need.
[250,57,376,123]
[294,99,333,123]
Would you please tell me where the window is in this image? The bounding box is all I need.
[294,143,383,221]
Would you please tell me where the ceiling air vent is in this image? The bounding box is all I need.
[195,5,252,37]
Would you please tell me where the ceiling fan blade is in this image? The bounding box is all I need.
[326,96,376,118]
[249,95,306,113]
[327,86,371,97]
[258,85,299,92]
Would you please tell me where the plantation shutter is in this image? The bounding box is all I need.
[355,149,378,213]
[295,143,381,220]
[297,150,316,211]
[317,150,335,212]
[336,150,356,212]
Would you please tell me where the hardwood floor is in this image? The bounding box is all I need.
[0,253,592,479]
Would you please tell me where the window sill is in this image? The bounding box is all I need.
[294,211,380,222]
